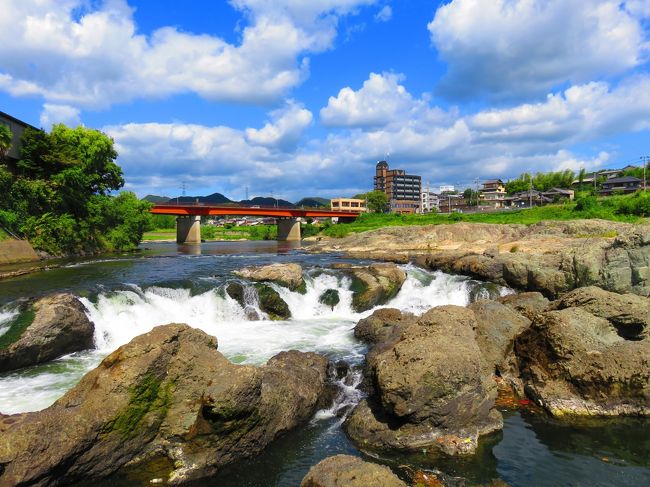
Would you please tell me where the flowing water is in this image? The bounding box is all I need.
[0,241,648,486]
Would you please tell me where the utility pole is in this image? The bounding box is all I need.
[641,156,649,192]
[529,173,533,208]
[474,177,480,208]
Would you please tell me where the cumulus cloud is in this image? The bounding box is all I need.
[374,5,392,22]
[107,74,650,200]
[245,100,313,150]
[0,0,377,109]
[428,0,649,101]
[39,104,82,130]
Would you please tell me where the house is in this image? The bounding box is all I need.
[330,198,368,213]
[0,110,39,163]
[480,179,507,208]
[598,177,642,195]
[542,188,574,201]
[438,194,469,213]
[420,190,440,213]
[505,189,550,208]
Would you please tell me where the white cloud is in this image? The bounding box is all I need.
[39,104,82,130]
[245,100,313,149]
[374,5,392,22]
[428,0,649,101]
[0,0,377,109]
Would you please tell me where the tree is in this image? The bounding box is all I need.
[0,125,11,161]
[463,188,479,206]
[357,190,389,213]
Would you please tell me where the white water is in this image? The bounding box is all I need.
[0,309,19,336]
[0,265,510,414]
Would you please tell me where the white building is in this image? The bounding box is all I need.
[439,184,455,194]
[420,190,440,213]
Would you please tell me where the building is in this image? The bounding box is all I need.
[374,160,421,214]
[439,185,455,194]
[598,177,642,195]
[420,190,440,213]
[438,193,468,213]
[542,188,574,201]
[480,179,507,208]
[330,198,368,213]
[0,111,38,163]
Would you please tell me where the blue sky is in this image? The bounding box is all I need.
[1,0,649,201]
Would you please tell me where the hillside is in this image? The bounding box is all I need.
[295,197,329,208]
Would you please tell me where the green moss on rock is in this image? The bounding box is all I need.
[254,284,291,320]
[110,374,174,439]
[0,309,35,350]
[318,289,340,309]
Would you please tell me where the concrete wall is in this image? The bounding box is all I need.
[0,240,39,264]
[277,218,301,241]
[176,216,201,244]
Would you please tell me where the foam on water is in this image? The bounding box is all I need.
[0,308,19,336]
[0,265,508,414]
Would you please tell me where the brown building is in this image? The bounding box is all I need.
[374,160,421,213]
[330,198,368,213]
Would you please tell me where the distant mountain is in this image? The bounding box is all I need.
[173,192,233,204]
[142,194,171,203]
[239,197,295,208]
[294,197,329,208]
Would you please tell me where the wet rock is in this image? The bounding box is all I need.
[0,324,330,485]
[515,308,650,416]
[497,292,550,314]
[225,282,245,307]
[347,263,407,312]
[318,289,340,310]
[468,282,504,303]
[255,283,291,320]
[346,306,502,455]
[234,263,306,293]
[354,308,416,346]
[0,293,94,373]
[300,455,406,487]
[550,286,649,339]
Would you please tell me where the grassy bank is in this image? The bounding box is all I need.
[322,199,645,238]
[142,225,281,242]
[0,228,9,241]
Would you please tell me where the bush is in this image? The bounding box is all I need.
[574,195,598,212]
[201,225,217,240]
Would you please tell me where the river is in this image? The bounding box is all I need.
[0,241,648,486]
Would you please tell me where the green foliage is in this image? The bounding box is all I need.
[148,213,176,231]
[0,309,35,350]
[574,195,598,212]
[356,190,389,213]
[201,225,217,240]
[463,188,479,205]
[0,124,150,254]
[301,223,320,238]
[506,170,575,194]
[0,124,12,161]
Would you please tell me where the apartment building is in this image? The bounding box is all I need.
[374,160,421,214]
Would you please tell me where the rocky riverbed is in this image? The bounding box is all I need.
[0,239,648,486]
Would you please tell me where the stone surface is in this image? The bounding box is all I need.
[312,220,650,297]
[0,293,94,372]
[497,292,551,314]
[347,263,407,312]
[300,455,406,487]
[550,286,650,339]
[354,308,416,346]
[0,324,330,486]
[0,240,39,264]
[346,306,502,455]
[234,262,306,293]
[255,283,291,320]
[515,308,650,416]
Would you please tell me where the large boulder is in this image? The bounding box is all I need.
[469,300,531,377]
[550,286,649,339]
[300,455,406,487]
[346,263,407,312]
[515,308,650,416]
[234,263,306,293]
[0,293,94,372]
[255,284,291,320]
[346,306,502,455]
[0,324,330,486]
[497,292,550,315]
[354,308,416,346]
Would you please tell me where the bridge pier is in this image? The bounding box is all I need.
[176,216,201,244]
[277,218,301,241]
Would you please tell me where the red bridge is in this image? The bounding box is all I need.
[150,204,359,243]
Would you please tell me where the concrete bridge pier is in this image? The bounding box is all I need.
[277,218,301,241]
[176,216,201,244]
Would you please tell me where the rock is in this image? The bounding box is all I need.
[347,263,407,312]
[0,324,330,485]
[497,292,550,314]
[311,220,650,298]
[468,282,504,303]
[354,308,416,345]
[551,286,650,339]
[515,308,650,416]
[300,455,406,487]
[234,263,306,293]
[318,289,340,309]
[0,293,94,372]
[255,283,291,320]
[346,306,502,455]
[225,282,245,307]
[469,300,531,378]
